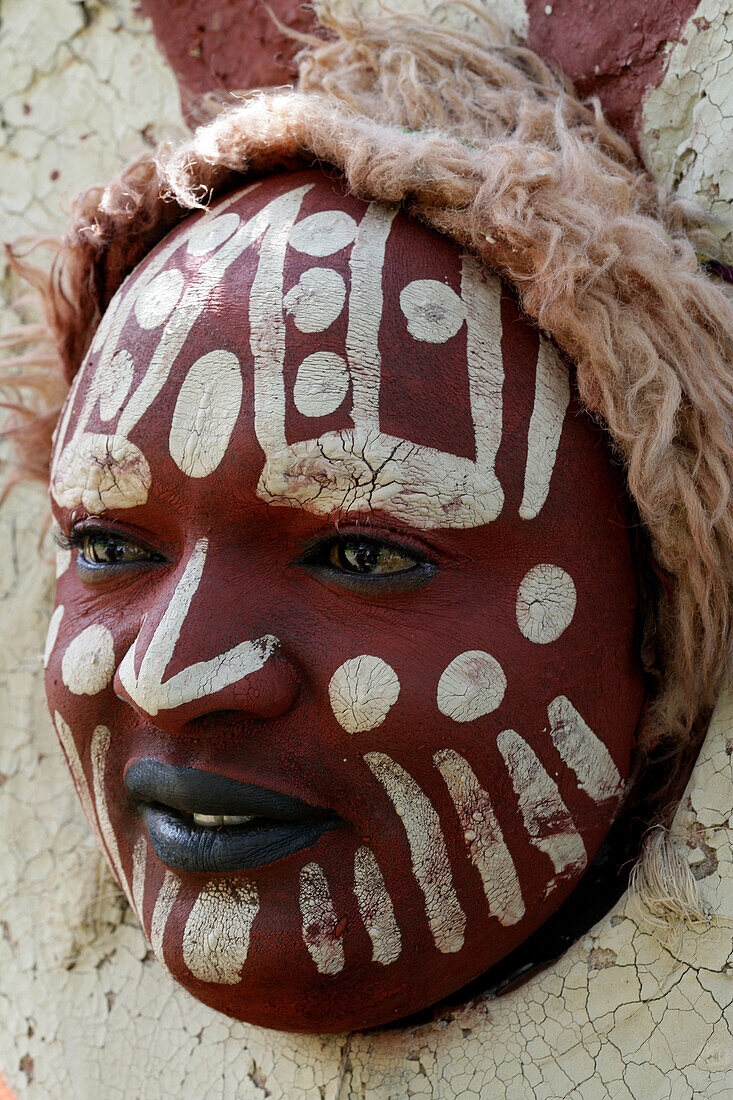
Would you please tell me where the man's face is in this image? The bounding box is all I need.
[45,170,644,1031]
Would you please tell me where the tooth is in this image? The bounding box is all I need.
[192,813,253,827]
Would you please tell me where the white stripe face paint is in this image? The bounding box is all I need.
[434,749,525,927]
[437,651,506,723]
[131,835,148,924]
[353,847,402,966]
[519,342,571,520]
[44,605,64,668]
[55,547,71,578]
[364,752,465,954]
[183,880,260,984]
[548,696,623,802]
[98,350,134,422]
[53,712,101,844]
[118,538,278,716]
[150,871,180,965]
[187,211,241,256]
[299,862,345,975]
[257,243,506,531]
[516,564,577,644]
[61,623,115,696]
[496,729,587,887]
[168,350,244,478]
[134,268,184,331]
[90,725,131,903]
[329,655,400,734]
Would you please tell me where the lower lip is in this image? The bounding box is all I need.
[142,805,340,873]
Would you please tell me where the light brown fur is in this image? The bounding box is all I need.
[4,5,733,768]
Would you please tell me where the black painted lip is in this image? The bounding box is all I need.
[126,759,340,873]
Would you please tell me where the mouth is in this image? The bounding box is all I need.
[125,759,341,873]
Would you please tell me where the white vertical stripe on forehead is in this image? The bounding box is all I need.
[497,729,587,884]
[548,696,623,802]
[183,880,260,984]
[118,537,278,715]
[461,256,505,487]
[434,749,525,927]
[91,725,131,902]
[299,862,346,975]
[150,871,180,964]
[248,185,315,455]
[519,342,570,520]
[364,752,465,954]
[131,835,147,924]
[353,847,402,966]
[53,712,101,844]
[119,186,312,442]
[54,185,262,461]
[346,203,399,433]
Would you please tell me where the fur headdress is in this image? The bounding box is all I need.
[5,6,733,769]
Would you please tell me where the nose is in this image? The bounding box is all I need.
[114,538,299,731]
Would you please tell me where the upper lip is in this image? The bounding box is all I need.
[125,758,333,822]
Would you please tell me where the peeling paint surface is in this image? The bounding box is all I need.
[641,0,733,257]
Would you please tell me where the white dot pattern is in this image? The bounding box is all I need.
[134,269,184,330]
[289,210,358,256]
[399,279,466,343]
[437,651,507,722]
[293,352,350,417]
[61,623,115,696]
[516,564,577,644]
[329,655,400,734]
[187,212,241,256]
[284,268,346,333]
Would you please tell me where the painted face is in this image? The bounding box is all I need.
[45,170,645,1032]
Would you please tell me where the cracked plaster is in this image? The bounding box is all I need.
[641,0,733,259]
[2,0,733,1096]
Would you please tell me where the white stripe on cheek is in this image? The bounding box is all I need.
[55,548,71,579]
[131,835,147,925]
[496,729,587,888]
[548,696,623,802]
[519,341,570,520]
[53,712,102,846]
[90,725,128,896]
[299,862,345,975]
[168,349,244,478]
[61,623,115,696]
[182,880,260,984]
[150,871,180,966]
[353,847,402,966]
[364,753,466,954]
[329,655,400,734]
[434,749,525,927]
[44,605,64,668]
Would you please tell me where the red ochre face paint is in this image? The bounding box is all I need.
[45,169,645,1032]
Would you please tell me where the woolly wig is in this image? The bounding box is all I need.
[5,6,733,774]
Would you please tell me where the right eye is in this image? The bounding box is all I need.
[78,531,153,566]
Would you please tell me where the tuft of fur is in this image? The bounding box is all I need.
[627,826,710,933]
[4,5,733,764]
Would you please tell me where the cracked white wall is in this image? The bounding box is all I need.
[2,0,733,1097]
[641,0,733,259]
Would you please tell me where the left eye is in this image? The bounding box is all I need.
[328,538,418,575]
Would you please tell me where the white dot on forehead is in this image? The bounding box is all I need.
[293,352,350,418]
[134,268,184,330]
[169,350,244,478]
[186,211,241,256]
[516,564,577,644]
[98,349,134,422]
[284,268,346,334]
[399,279,466,344]
[61,624,115,696]
[329,655,400,734]
[289,210,358,257]
[437,651,506,722]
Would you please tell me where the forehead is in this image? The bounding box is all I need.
[51,169,607,530]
